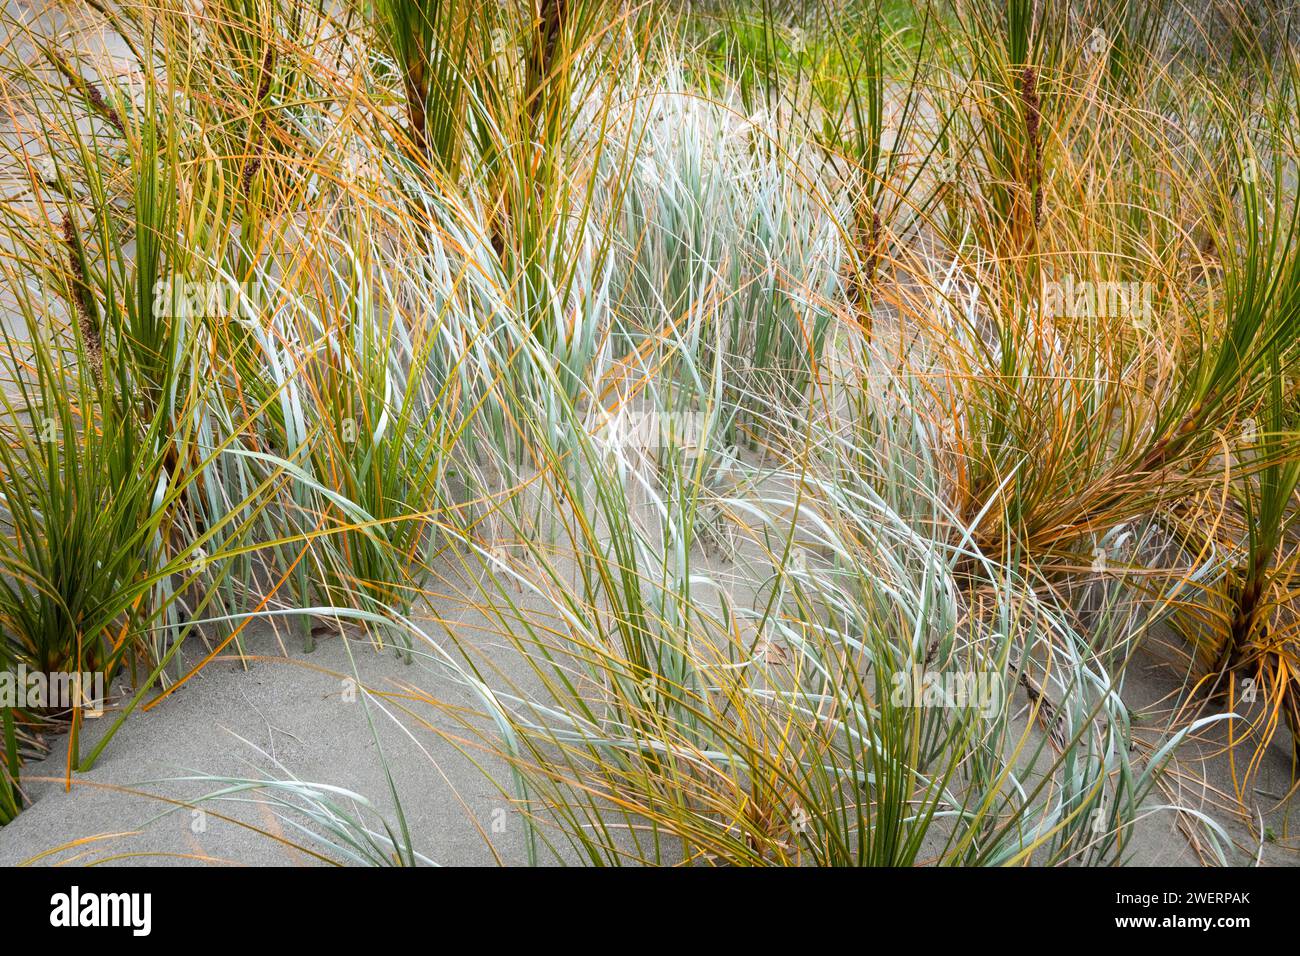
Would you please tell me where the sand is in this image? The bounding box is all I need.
[0,621,537,866]
[1,564,1295,867]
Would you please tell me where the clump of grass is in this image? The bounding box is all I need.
[0,0,1296,861]
[403,356,1233,865]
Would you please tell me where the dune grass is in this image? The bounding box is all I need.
[0,0,1296,863]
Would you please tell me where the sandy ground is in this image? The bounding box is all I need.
[1,551,1296,867]
[0,620,539,866]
